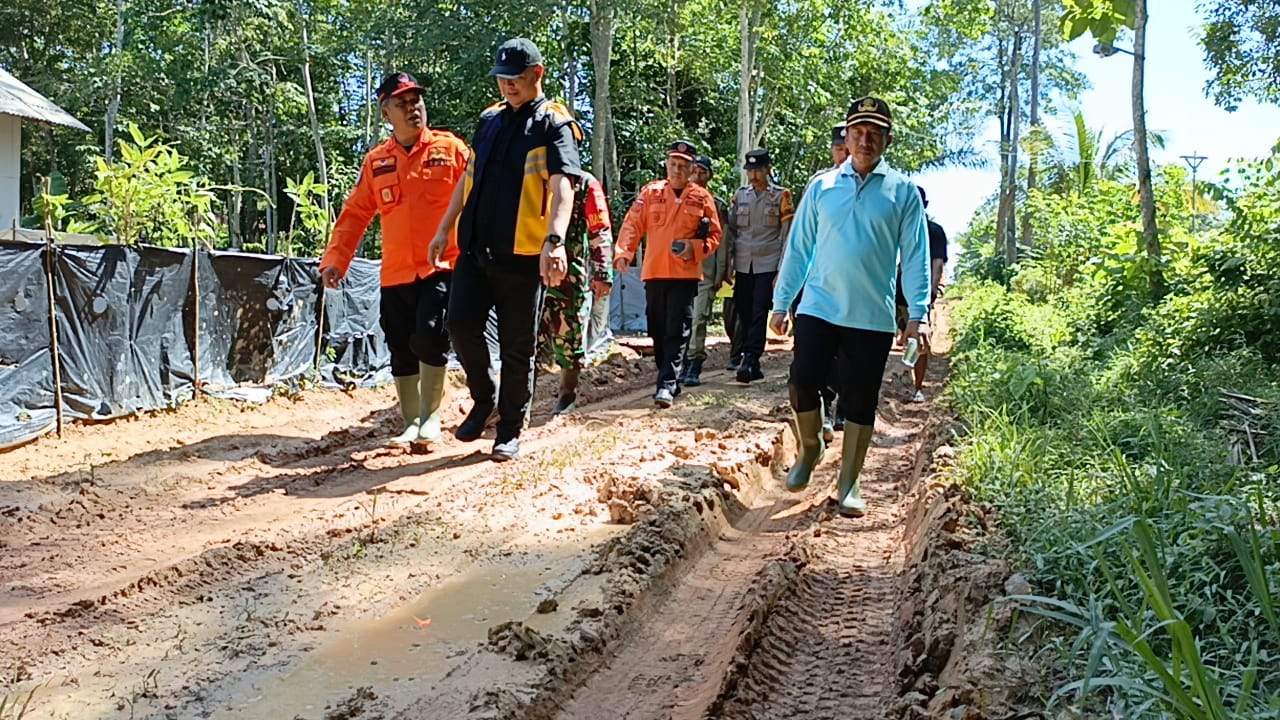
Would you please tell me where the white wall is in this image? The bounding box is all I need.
[0,115,19,231]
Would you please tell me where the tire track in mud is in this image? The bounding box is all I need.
[713,396,935,720]
[546,349,942,720]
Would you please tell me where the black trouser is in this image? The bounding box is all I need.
[447,254,544,439]
[789,314,893,425]
[724,296,743,359]
[645,279,699,393]
[733,270,776,361]
[791,289,838,411]
[380,273,452,376]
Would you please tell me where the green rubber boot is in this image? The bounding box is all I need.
[785,397,826,491]
[417,363,447,442]
[390,374,422,445]
[835,422,874,516]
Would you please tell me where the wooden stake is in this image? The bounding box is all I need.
[314,270,327,371]
[39,197,65,437]
[191,240,201,401]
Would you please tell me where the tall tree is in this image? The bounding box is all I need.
[1062,0,1162,297]
[589,0,620,195]
[1021,0,1043,249]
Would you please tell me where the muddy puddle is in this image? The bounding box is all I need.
[214,526,622,720]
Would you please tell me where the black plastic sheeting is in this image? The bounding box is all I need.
[0,242,56,448]
[318,257,391,389]
[1,240,636,450]
[195,251,321,390]
[0,242,390,449]
[54,245,196,419]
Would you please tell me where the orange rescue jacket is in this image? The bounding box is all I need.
[615,180,722,281]
[321,128,468,287]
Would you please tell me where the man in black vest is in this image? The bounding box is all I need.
[429,38,582,462]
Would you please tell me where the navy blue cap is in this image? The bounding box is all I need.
[694,155,713,173]
[490,38,544,78]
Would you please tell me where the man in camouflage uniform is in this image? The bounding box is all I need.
[680,154,734,387]
[539,170,614,414]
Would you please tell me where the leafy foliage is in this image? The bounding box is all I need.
[946,144,1280,717]
[1200,0,1280,110]
[80,123,223,248]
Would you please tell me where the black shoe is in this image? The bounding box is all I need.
[492,436,519,462]
[736,357,764,384]
[455,404,496,442]
[683,359,704,387]
[727,354,742,372]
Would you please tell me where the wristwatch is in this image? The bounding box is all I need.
[544,233,564,249]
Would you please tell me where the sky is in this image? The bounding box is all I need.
[915,0,1280,240]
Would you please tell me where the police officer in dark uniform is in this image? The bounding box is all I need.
[728,149,794,384]
[429,38,582,462]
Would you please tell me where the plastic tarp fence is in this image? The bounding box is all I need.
[0,242,55,448]
[53,244,195,419]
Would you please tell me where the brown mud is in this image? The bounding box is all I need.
[2,321,1033,720]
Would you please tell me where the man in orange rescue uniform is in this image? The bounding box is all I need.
[614,140,722,408]
[319,72,468,446]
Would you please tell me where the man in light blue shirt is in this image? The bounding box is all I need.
[769,96,930,517]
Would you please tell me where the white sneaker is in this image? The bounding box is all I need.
[911,389,926,403]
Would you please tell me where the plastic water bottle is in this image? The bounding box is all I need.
[902,337,919,368]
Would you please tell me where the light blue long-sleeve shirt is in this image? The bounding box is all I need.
[771,157,930,333]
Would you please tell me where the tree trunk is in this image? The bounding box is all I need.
[1132,0,1162,298]
[995,29,1022,265]
[737,0,758,186]
[229,156,242,248]
[104,0,125,162]
[298,8,330,219]
[994,33,1011,261]
[1004,31,1022,263]
[589,0,619,195]
[665,0,678,113]
[363,50,373,148]
[1020,0,1042,249]
[266,65,279,254]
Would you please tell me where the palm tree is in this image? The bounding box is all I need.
[1042,109,1166,196]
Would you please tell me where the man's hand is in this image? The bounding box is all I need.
[591,279,612,298]
[427,232,450,269]
[541,241,568,287]
[320,265,343,289]
[768,311,789,336]
[613,254,632,274]
[904,320,930,351]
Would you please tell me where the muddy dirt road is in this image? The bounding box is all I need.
[2,326,983,720]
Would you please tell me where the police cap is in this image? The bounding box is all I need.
[744,149,771,169]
